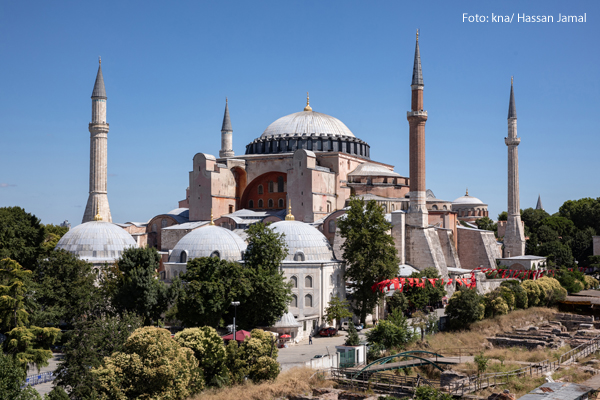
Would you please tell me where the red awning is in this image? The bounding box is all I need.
[222,330,252,342]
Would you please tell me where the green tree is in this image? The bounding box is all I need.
[366,309,413,350]
[556,267,586,294]
[497,211,508,221]
[403,268,446,310]
[174,257,249,328]
[521,280,541,307]
[445,287,484,330]
[0,351,27,400]
[500,280,528,309]
[325,296,353,330]
[91,326,202,399]
[387,291,409,314]
[345,321,360,346]
[43,387,69,400]
[536,277,567,306]
[237,223,292,329]
[476,217,498,236]
[53,312,142,399]
[110,247,173,325]
[226,329,279,383]
[414,386,453,400]
[174,327,229,388]
[338,197,399,324]
[30,249,99,328]
[474,352,489,376]
[0,207,45,271]
[40,224,69,257]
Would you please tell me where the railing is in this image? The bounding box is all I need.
[331,367,441,393]
[24,371,54,387]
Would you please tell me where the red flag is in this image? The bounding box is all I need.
[408,278,414,287]
[502,270,507,279]
[428,278,436,287]
[456,279,463,286]
[539,271,545,278]
[447,279,453,285]
[441,279,445,285]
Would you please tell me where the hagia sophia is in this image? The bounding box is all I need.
[56,33,541,340]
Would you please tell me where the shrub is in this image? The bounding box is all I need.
[445,287,484,330]
[537,277,567,306]
[522,280,541,307]
[501,280,528,309]
[366,312,414,350]
[345,321,360,346]
[584,275,599,290]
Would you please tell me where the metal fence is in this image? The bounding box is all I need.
[25,371,54,387]
[331,367,440,394]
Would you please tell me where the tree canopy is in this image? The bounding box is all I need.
[324,295,352,329]
[338,197,399,324]
[0,207,45,271]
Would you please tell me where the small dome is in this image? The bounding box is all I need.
[56,221,137,263]
[169,225,247,263]
[270,220,336,262]
[348,162,402,178]
[452,194,485,205]
[261,111,355,139]
[273,311,302,328]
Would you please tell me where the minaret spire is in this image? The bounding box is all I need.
[411,29,424,88]
[219,97,234,158]
[508,76,516,119]
[536,194,544,211]
[83,59,112,223]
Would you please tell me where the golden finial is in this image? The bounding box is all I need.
[209,208,215,225]
[94,204,102,221]
[285,199,295,221]
[304,92,312,112]
[99,56,101,65]
[416,29,419,42]
[466,188,469,196]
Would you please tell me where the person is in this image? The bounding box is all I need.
[309,334,312,345]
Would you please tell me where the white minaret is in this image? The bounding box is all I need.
[504,77,525,257]
[82,58,112,223]
[219,98,234,158]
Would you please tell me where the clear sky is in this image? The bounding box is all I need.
[1,0,598,225]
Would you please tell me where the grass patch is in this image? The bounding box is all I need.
[553,366,595,384]
[192,367,333,400]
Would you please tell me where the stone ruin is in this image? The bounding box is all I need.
[487,313,600,350]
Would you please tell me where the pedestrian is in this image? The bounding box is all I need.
[309,335,312,345]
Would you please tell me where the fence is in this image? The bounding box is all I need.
[331,367,440,394]
[25,371,54,387]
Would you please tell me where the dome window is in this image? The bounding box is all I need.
[249,200,254,209]
[305,275,312,288]
[268,181,274,193]
[329,220,336,233]
[210,250,221,259]
[161,219,167,228]
[180,250,188,264]
[294,251,306,262]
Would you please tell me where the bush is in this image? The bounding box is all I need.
[366,311,414,350]
[522,280,541,307]
[501,280,528,309]
[584,275,599,290]
[345,321,360,346]
[445,287,484,330]
[557,268,586,294]
[414,386,453,400]
[537,277,567,306]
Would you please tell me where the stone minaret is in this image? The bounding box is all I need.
[219,98,234,158]
[504,78,525,257]
[83,58,112,223]
[406,30,428,227]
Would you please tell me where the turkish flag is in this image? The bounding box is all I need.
[428,278,436,287]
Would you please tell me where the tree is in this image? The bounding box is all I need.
[0,207,45,271]
[445,287,484,330]
[403,268,446,311]
[556,267,585,294]
[338,197,399,324]
[0,258,59,371]
[411,310,438,341]
[474,352,489,376]
[497,211,508,221]
[30,249,98,328]
[91,326,202,399]
[53,312,142,399]
[0,351,27,400]
[476,217,497,236]
[226,329,279,383]
[366,309,413,350]
[387,291,409,314]
[40,224,69,257]
[521,280,541,307]
[325,296,352,329]
[174,257,249,328]
[345,321,360,346]
[500,280,528,309]
[237,223,292,329]
[536,277,567,306]
[110,247,173,325]
[174,327,229,388]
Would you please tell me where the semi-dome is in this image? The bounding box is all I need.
[270,220,336,262]
[261,111,355,139]
[169,225,247,263]
[55,221,137,263]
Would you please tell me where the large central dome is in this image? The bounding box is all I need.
[261,111,355,139]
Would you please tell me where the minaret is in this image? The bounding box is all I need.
[406,30,428,227]
[219,98,234,158]
[504,77,525,257]
[83,58,112,223]
[536,195,544,211]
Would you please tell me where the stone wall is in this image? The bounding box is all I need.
[437,228,461,269]
[475,273,505,295]
[457,226,501,269]
[405,226,448,277]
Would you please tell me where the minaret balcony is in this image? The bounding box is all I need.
[407,110,427,117]
[505,137,521,146]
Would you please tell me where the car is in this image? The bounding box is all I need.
[355,324,364,331]
[318,327,338,337]
[313,354,327,358]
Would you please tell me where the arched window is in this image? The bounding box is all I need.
[290,276,298,288]
[258,185,263,194]
[268,181,274,193]
[291,295,297,308]
[305,275,313,288]
[329,220,336,233]
[294,251,305,262]
[443,205,447,210]
[258,199,264,208]
[432,205,438,210]
[229,205,234,214]
[180,251,187,264]
[152,223,157,232]
[305,294,313,307]
[391,204,395,211]
[161,219,167,228]
[210,250,220,259]
[277,176,284,192]
[249,200,254,209]
[327,201,332,213]
[268,199,274,208]
[330,274,333,285]
[278,198,284,208]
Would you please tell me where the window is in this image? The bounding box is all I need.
[290,276,298,288]
[432,205,438,210]
[258,185,263,194]
[305,275,313,288]
[291,295,297,308]
[391,204,395,211]
[327,201,332,213]
[161,219,167,228]
[152,223,157,232]
[268,199,274,208]
[210,250,220,259]
[268,181,274,193]
[329,220,336,233]
[180,251,187,263]
[249,200,254,209]
[443,205,447,210]
[305,294,313,307]
[294,251,305,262]
[278,176,284,192]
[258,199,263,208]
[279,198,284,208]
[303,320,307,331]
[229,205,233,214]
[330,274,333,285]
[337,274,341,286]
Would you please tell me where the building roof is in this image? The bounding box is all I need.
[56,221,137,263]
[270,220,337,262]
[91,62,107,99]
[536,194,544,210]
[222,99,232,132]
[453,191,485,205]
[518,382,593,400]
[348,162,402,178]
[260,111,355,139]
[168,225,247,263]
[412,32,424,87]
[272,312,302,328]
[162,221,209,230]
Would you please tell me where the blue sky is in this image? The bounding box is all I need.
[1,0,598,225]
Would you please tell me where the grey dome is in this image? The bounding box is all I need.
[261,111,355,139]
[270,220,336,262]
[169,225,247,263]
[56,221,137,263]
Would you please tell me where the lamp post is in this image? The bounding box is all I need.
[231,301,240,344]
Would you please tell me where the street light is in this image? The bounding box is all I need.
[231,301,240,344]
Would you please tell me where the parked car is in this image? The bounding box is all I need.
[341,321,363,331]
[355,324,364,331]
[313,354,327,358]
[318,327,338,337]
